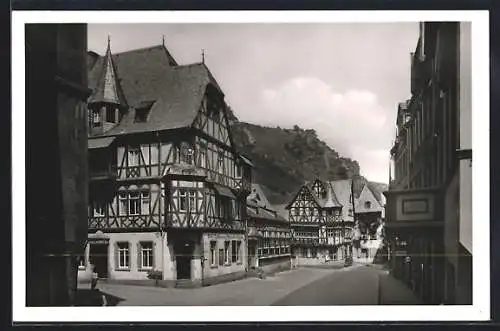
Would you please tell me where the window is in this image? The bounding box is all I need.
[218,249,224,266]
[179,189,187,212]
[181,143,194,165]
[140,242,153,269]
[93,202,105,217]
[364,201,371,209]
[92,109,101,127]
[224,241,230,264]
[117,242,130,269]
[218,152,224,172]
[210,241,217,266]
[128,147,141,166]
[189,191,197,212]
[119,193,127,216]
[141,191,150,215]
[129,192,140,215]
[105,107,116,123]
[200,147,207,168]
[348,208,353,216]
[235,163,242,178]
[231,241,237,263]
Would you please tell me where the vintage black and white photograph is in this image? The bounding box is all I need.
[13,11,489,322]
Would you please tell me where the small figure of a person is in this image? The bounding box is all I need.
[90,264,98,290]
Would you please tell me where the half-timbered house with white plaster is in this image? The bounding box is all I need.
[246,184,292,275]
[77,40,252,287]
[286,179,356,265]
[351,181,386,263]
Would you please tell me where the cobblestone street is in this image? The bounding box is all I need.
[78,264,421,306]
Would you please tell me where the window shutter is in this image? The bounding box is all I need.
[137,242,141,270]
[114,242,119,270]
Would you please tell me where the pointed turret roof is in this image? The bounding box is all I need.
[323,182,342,208]
[88,37,128,107]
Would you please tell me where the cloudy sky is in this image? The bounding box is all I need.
[88,23,419,183]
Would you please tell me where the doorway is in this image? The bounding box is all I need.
[89,244,108,278]
[175,241,194,280]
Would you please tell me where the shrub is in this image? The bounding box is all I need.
[147,270,162,280]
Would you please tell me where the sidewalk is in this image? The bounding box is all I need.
[88,267,339,306]
[378,271,422,305]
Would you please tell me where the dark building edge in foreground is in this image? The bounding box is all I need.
[25,24,90,306]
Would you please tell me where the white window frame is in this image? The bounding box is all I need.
[224,241,230,264]
[200,148,207,168]
[141,191,150,215]
[179,189,187,212]
[210,241,217,266]
[117,242,130,269]
[93,202,105,217]
[188,191,197,212]
[140,242,154,269]
[129,192,141,215]
[128,147,141,167]
[119,192,127,216]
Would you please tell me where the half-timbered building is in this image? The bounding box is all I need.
[78,40,252,287]
[286,179,356,265]
[351,181,386,263]
[246,184,293,274]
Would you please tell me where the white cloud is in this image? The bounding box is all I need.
[239,76,392,183]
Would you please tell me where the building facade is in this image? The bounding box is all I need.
[246,184,293,274]
[77,41,253,287]
[26,24,90,306]
[385,22,472,304]
[352,181,387,264]
[285,179,356,265]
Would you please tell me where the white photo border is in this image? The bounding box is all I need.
[12,10,490,322]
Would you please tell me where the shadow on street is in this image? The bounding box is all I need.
[75,289,125,306]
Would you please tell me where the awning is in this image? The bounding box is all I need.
[213,184,236,199]
[88,136,116,149]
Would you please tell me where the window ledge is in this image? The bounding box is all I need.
[78,266,86,270]
[115,268,131,272]
[138,268,153,272]
[210,265,218,269]
[224,263,232,267]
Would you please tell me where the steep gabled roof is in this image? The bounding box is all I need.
[328,179,354,221]
[323,182,342,208]
[285,184,322,210]
[355,184,384,213]
[87,44,223,137]
[247,183,272,209]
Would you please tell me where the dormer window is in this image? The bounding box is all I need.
[135,100,155,123]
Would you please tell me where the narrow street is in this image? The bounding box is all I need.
[273,265,379,305]
[79,264,421,306]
